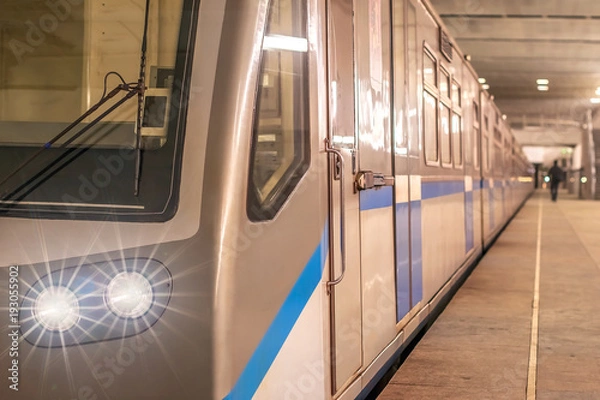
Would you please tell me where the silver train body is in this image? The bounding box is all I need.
[0,0,532,399]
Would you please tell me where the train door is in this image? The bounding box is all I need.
[325,0,363,394]
[354,0,398,370]
[325,0,398,395]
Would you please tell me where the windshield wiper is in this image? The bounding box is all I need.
[0,79,141,203]
[0,0,153,204]
[134,0,152,196]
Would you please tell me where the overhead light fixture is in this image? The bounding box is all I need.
[482,84,490,90]
[502,114,507,120]
[537,85,549,91]
[595,87,600,96]
[536,79,549,85]
[263,35,308,53]
[478,78,487,84]
[591,98,600,104]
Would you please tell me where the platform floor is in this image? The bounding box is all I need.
[378,190,600,400]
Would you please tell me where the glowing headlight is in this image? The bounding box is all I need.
[106,272,154,318]
[21,258,172,347]
[34,287,80,331]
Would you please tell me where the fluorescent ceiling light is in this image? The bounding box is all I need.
[482,84,490,90]
[537,85,549,91]
[591,98,600,104]
[536,79,549,85]
[263,35,308,52]
[478,78,486,84]
[595,87,600,96]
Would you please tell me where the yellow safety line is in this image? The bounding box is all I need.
[526,197,543,399]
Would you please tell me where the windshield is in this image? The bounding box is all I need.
[0,0,196,221]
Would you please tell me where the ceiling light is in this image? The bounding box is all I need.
[478,78,486,84]
[536,79,549,85]
[502,114,507,120]
[537,85,549,91]
[591,98,600,104]
[595,87,600,96]
[482,84,490,90]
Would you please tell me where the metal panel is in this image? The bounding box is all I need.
[355,0,397,368]
[326,0,362,393]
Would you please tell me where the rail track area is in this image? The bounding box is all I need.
[376,190,600,399]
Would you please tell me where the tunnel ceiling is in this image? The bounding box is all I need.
[430,0,600,142]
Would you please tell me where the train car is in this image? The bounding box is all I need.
[0,0,532,399]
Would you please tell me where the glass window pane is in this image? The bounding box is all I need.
[483,136,489,172]
[494,143,502,171]
[494,128,502,143]
[424,90,438,163]
[440,103,451,164]
[440,69,450,98]
[424,52,436,87]
[249,0,310,221]
[452,82,460,106]
[0,0,193,220]
[452,113,462,166]
[465,119,472,166]
[474,127,480,169]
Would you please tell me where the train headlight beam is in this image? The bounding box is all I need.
[105,272,154,318]
[34,287,80,332]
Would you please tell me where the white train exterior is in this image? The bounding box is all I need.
[0,0,532,399]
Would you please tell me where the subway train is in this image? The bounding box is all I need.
[0,0,533,399]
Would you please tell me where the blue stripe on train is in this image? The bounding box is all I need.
[410,200,423,306]
[224,229,328,400]
[227,178,480,397]
[395,202,410,321]
[421,180,465,199]
[465,191,474,252]
[360,186,394,211]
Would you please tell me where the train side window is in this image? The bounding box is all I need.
[452,113,462,166]
[424,90,438,163]
[473,101,480,170]
[482,136,489,172]
[248,0,310,221]
[440,103,451,165]
[452,81,461,106]
[423,48,438,165]
[473,127,480,170]
[440,68,450,99]
[493,127,502,143]
[451,80,461,168]
[424,52,437,87]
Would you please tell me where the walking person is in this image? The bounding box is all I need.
[548,160,564,202]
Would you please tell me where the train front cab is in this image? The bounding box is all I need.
[0,0,534,399]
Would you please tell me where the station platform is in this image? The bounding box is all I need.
[377,190,600,399]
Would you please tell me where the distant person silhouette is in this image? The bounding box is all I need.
[548,160,564,202]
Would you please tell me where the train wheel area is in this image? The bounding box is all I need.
[373,190,600,399]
